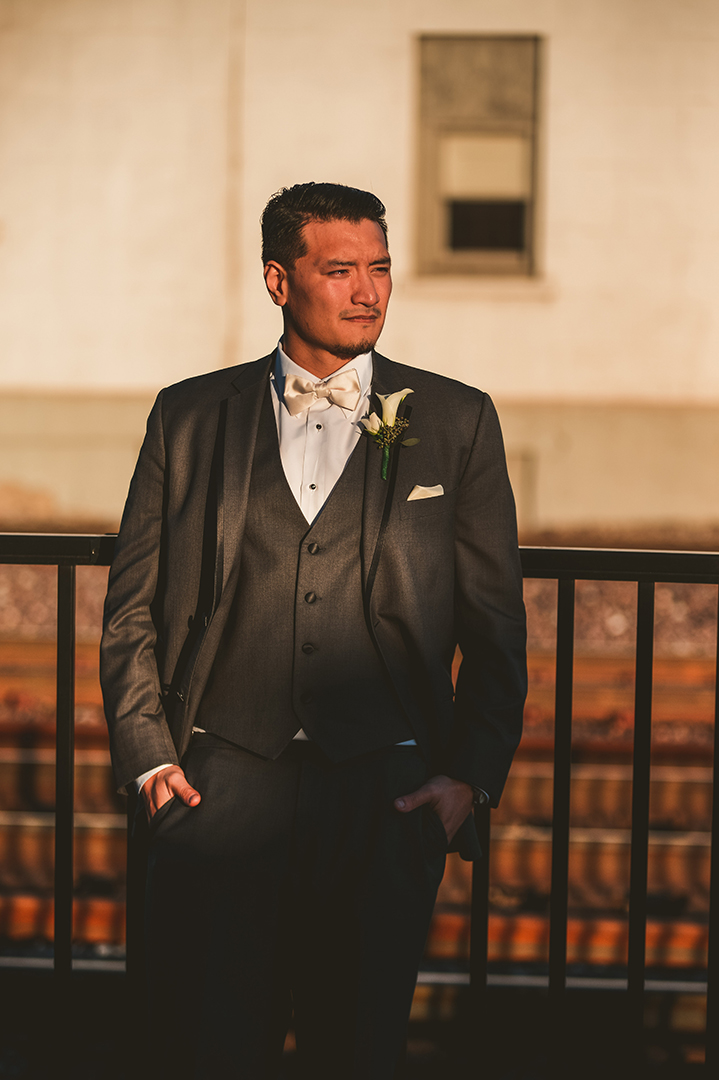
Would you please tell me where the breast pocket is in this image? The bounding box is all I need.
[398,487,457,521]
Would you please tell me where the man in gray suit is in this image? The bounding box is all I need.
[101,182,527,1079]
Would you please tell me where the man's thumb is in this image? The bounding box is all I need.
[173,778,201,807]
[394,787,428,813]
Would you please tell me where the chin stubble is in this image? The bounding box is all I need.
[329,338,377,360]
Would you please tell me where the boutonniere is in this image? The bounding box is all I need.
[360,389,420,480]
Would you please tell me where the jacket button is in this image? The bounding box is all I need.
[307,543,319,554]
[302,643,315,654]
[304,592,317,604]
[300,691,313,705]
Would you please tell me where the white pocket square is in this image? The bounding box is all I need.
[407,484,444,501]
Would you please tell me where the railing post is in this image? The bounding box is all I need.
[55,564,76,980]
[547,578,575,1068]
[470,802,491,992]
[705,589,719,1073]
[467,802,491,1070]
[627,580,655,1051]
[126,792,149,1059]
[549,577,575,1000]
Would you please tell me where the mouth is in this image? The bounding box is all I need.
[342,312,380,324]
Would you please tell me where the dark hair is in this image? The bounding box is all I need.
[261,182,388,267]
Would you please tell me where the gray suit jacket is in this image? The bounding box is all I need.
[100,351,527,854]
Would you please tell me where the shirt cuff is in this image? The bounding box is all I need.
[135,764,174,793]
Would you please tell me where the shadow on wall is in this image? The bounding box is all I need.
[520,524,719,553]
[0,482,117,535]
[3,477,719,553]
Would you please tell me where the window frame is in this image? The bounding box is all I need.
[416,34,541,277]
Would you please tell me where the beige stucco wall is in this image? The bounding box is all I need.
[0,0,718,530]
[0,0,240,390]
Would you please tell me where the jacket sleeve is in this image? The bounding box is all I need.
[447,392,527,807]
[100,390,180,792]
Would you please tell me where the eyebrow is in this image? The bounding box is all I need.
[324,256,392,268]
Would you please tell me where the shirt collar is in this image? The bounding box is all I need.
[272,341,373,408]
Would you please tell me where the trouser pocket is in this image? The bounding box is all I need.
[148,795,177,837]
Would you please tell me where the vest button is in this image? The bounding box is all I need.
[302,643,315,654]
[300,691,313,705]
[307,543,320,554]
[304,592,317,604]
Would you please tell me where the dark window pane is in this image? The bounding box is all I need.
[449,200,526,251]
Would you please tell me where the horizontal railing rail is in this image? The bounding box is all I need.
[1,535,719,1069]
[520,545,719,583]
[0,532,116,566]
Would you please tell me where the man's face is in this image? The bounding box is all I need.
[265,217,392,371]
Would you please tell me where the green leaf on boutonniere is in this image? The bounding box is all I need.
[402,438,420,447]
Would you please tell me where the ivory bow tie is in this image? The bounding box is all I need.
[283,369,361,416]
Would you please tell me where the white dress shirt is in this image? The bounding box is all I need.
[270,343,372,523]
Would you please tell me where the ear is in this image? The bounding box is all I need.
[263,261,289,307]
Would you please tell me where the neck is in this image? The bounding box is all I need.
[281,334,368,380]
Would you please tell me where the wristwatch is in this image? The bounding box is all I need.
[471,786,489,806]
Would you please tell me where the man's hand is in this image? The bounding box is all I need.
[394,774,474,844]
[142,765,201,821]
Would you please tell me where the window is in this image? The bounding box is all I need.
[417,36,540,276]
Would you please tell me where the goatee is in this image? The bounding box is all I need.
[329,338,377,360]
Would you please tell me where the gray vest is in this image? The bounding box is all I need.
[195,386,413,761]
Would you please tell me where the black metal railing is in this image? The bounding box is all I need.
[470,546,719,1071]
[2,534,719,1066]
[0,533,115,986]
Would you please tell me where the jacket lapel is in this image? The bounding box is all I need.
[221,353,274,592]
[361,351,402,596]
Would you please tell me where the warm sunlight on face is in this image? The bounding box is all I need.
[264,217,392,377]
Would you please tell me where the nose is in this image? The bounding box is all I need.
[351,269,379,307]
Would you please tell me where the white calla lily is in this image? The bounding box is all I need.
[377,389,413,427]
[360,412,382,434]
[361,388,417,480]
